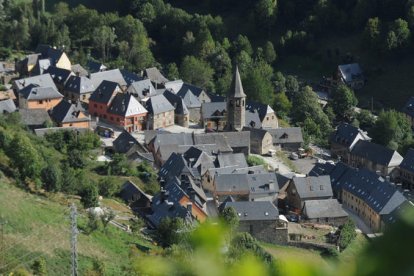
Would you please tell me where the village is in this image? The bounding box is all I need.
[1,44,414,251]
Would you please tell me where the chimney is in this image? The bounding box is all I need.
[186,202,193,213]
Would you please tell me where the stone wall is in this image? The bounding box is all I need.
[238,220,288,245]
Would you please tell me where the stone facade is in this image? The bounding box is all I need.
[189,107,201,123]
[175,112,189,128]
[19,97,62,110]
[261,112,279,129]
[250,131,273,155]
[227,97,245,131]
[238,220,288,245]
[148,110,175,130]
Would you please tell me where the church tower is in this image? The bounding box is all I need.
[227,66,246,131]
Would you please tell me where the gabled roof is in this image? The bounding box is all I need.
[209,93,226,102]
[35,44,66,65]
[245,109,262,128]
[291,175,333,199]
[245,101,274,122]
[127,79,156,100]
[164,79,184,93]
[107,93,147,117]
[247,173,279,195]
[177,87,202,108]
[120,180,152,202]
[120,69,143,86]
[90,69,127,88]
[351,140,403,167]
[64,76,95,94]
[89,80,120,105]
[32,59,51,75]
[303,199,348,219]
[159,153,192,181]
[402,96,414,118]
[216,153,248,168]
[163,90,189,115]
[194,133,233,153]
[221,131,251,149]
[338,63,363,82]
[309,162,336,177]
[400,148,414,174]
[19,108,50,126]
[330,122,371,148]
[49,100,89,124]
[228,66,246,98]
[224,201,279,221]
[0,99,17,114]
[145,94,175,115]
[151,132,193,152]
[207,165,267,177]
[243,127,269,141]
[19,84,63,100]
[143,67,169,85]
[201,102,226,119]
[267,127,304,144]
[45,66,73,86]
[71,64,89,77]
[14,74,58,91]
[113,131,139,154]
[86,60,107,73]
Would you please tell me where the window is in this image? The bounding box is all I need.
[94,104,97,108]
[110,117,113,121]
[39,100,43,104]
[320,185,324,190]
[117,118,120,122]
[267,117,269,121]
[103,114,107,119]
[236,100,240,107]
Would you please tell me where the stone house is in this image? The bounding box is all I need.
[127,79,156,102]
[15,53,41,76]
[88,80,121,118]
[143,67,169,89]
[286,175,333,212]
[200,101,227,130]
[119,180,152,213]
[35,44,72,71]
[0,99,17,114]
[63,76,96,102]
[302,199,348,226]
[349,140,403,177]
[398,148,414,190]
[163,90,190,127]
[45,66,74,92]
[330,122,371,161]
[245,101,278,129]
[90,69,127,90]
[48,99,90,128]
[243,127,273,155]
[13,74,58,93]
[19,108,51,130]
[71,64,89,77]
[267,127,304,152]
[145,94,175,130]
[337,63,364,89]
[223,201,288,245]
[176,83,203,122]
[18,84,63,110]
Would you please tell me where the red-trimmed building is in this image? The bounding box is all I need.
[89,80,147,132]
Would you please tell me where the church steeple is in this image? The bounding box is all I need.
[226,66,246,131]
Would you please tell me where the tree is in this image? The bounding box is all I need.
[331,84,358,121]
[41,162,62,192]
[273,92,291,118]
[285,75,299,98]
[357,109,376,130]
[180,56,214,89]
[92,25,117,61]
[364,17,381,50]
[109,153,132,176]
[263,41,276,63]
[32,257,47,276]
[165,63,179,80]
[338,219,356,250]
[8,133,43,180]
[156,217,187,248]
[68,149,86,169]
[81,184,99,209]
[61,165,78,194]
[101,209,116,229]
[386,18,410,51]
[98,177,118,197]
[242,60,275,106]
[220,207,239,231]
[232,34,253,56]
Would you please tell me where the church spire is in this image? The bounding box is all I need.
[229,66,246,98]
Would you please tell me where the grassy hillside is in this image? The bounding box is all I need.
[0,176,156,275]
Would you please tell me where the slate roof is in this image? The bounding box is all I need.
[86,60,107,73]
[113,131,140,154]
[330,122,371,148]
[119,180,152,203]
[402,96,414,118]
[45,66,73,86]
[201,102,226,119]
[145,94,175,115]
[303,199,348,219]
[120,69,143,86]
[382,200,414,225]
[127,79,156,100]
[90,69,127,87]
[207,165,267,179]
[159,153,192,181]
[215,174,249,193]
[19,84,63,100]
[228,66,246,98]
[177,88,201,108]
[267,127,304,144]
[338,63,363,83]
[64,76,95,95]
[19,108,50,126]
[194,133,233,153]
[35,44,66,65]
[107,93,147,117]
[216,153,248,168]
[400,148,414,174]
[32,59,51,75]
[89,80,120,104]
[164,80,184,93]
[221,131,251,149]
[245,109,262,128]
[0,99,17,114]
[151,132,193,152]
[351,140,403,167]
[163,89,189,115]
[245,101,274,122]
[209,94,226,102]
[247,173,279,195]
[71,64,89,77]
[14,74,58,91]
[143,67,169,85]
[309,162,336,177]
[292,175,333,199]
[243,127,269,141]
[224,201,279,221]
[48,100,89,124]
[177,83,205,98]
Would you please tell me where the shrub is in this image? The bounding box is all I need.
[338,219,357,250]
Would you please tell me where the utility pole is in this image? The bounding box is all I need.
[70,204,78,276]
